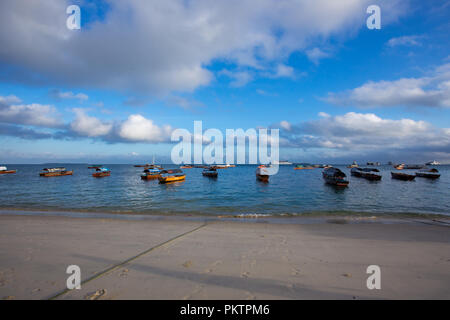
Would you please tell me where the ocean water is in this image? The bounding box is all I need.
[0,164,449,217]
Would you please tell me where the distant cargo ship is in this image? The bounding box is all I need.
[275,160,292,165]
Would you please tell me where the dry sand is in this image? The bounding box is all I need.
[0,213,449,300]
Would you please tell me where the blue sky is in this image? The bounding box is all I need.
[1,0,450,164]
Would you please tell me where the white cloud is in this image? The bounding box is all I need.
[59,91,88,102]
[306,48,330,65]
[0,96,62,127]
[0,0,408,93]
[275,112,450,157]
[70,108,113,137]
[118,115,173,142]
[387,35,422,47]
[219,69,253,87]
[325,63,450,108]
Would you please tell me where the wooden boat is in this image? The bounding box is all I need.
[405,164,424,170]
[351,167,382,181]
[415,168,440,179]
[0,166,16,174]
[394,164,405,170]
[140,167,161,180]
[347,161,358,168]
[202,167,218,178]
[323,167,349,187]
[391,172,415,181]
[134,164,151,168]
[294,164,314,170]
[180,165,193,169]
[158,169,186,184]
[92,167,111,178]
[40,167,73,177]
[87,165,103,169]
[256,165,270,182]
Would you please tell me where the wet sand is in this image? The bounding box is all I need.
[0,213,449,300]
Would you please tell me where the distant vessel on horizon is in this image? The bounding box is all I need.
[426,160,441,166]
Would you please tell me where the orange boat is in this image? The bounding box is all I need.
[0,166,16,174]
[180,165,193,169]
[158,169,186,184]
[141,168,161,180]
[40,167,73,177]
[92,167,111,178]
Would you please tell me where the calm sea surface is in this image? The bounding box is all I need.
[0,164,449,217]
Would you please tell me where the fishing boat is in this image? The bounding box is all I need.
[256,165,270,182]
[366,162,381,166]
[391,172,415,181]
[416,168,440,179]
[394,164,405,170]
[0,166,16,174]
[404,164,424,170]
[323,167,349,187]
[40,167,73,177]
[347,161,358,168]
[92,167,111,178]
[294,164,314,170]
[87,165,103,169]
[202,167,218,178]
[180,165,193,169]
[140,167,161,180]
[158,169,186,184]
[425,160,440,166]
[276,160,293,165]
[351,167,382,181]
[134,164,151,168]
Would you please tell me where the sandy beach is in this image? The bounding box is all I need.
[0,212,449,300]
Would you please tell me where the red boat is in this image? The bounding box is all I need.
[0,166,16,174]
[40,168,73,177]
[92,167,111,178]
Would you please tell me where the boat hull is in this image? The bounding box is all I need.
[40,171,73,177]
[141,174,160,180]
[202,172,218,178]
[0,170,16,174]
[415,172,440,179]
[360,173,382,181]
[158,175,186,184]
[391,172,415,181]
[256,174,269,182]
[93,172,110,178]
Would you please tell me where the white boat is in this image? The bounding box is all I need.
[425,160,440,166]
[275,160,293,165]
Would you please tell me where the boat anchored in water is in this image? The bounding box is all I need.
[0,166,16,174]
[323,167,349,187]
[256,165,271,182]
[391,172,415,181]
[347,161,358,168]
[351,167,382,181]
[426,160,440,166]
[294,163,314,170]
[40,167,73,177]
[415,168,440,180]
[141,167,161,180]
[158,169,186,184]
[92,167,111,178]
[202,166,218,178]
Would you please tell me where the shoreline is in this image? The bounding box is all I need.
[1,207,449,225]
[0,213,449,299]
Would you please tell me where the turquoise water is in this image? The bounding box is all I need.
[0,164,449,217]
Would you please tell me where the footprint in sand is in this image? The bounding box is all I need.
[241,271,250,278]
[119,269,129,277]
[291,268,301,276]
[182,261,193,268]
[85,289,107,300]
